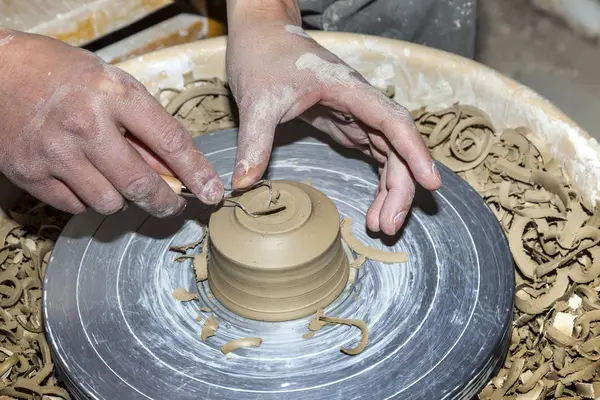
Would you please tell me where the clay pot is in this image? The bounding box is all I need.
[208,180,349,322]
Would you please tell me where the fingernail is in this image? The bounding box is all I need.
[432,162,442,186]
[202,178,224,204]
[232,160,257,189]
[393,211,408,232]
[120,202,129,212]
[233,160,250,181]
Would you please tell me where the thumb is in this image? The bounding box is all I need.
[232,105,280,189]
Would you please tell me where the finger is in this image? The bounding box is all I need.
[367,142,387,165]
[126,135,173,176]
[115,84,223,204]
[82,126,187,218]
[343,86,442,190]
[379,154,415,235]
[300,107,357,149]
[23,179,86,214]
[366,165,387,233]
[231,105,280,189]
[54,157,124,215]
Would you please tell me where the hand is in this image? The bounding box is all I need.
[225,0,442,235]
[0,29,224,217]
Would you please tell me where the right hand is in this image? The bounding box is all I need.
[0,29,225,217]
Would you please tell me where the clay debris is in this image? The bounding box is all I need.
[0,195,71,399]
[171,288,198,302]
[411,104,600,400]
[305,309,369,356]
[340,217,408,264]
[156,74,237,137]
[200,315,219,342]
[221,337,262,355]
[171,230,210,283]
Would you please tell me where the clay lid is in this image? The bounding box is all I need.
[209,181,340,268]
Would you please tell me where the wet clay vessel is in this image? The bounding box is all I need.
[208,180,349,322]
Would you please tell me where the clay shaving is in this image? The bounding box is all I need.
[305,309,369,355]
[200,315,219,341]
[411,103,600,399]
[157,75,236,137]
[0,196,71,399]
[221,337,262,355]
[340,217,408,263]
[174,234,209,282]
[171,288,198,302]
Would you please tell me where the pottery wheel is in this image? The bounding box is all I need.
[43,121,514,400]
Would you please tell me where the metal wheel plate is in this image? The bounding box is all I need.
[44,121,514,400]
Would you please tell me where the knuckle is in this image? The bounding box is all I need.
[92,192,124,215]
[61,110,93,135]
[11,165,44,185]
[157,122,188,156]
[65,201,87,215]
[122,173,156,201]
[98,65,146,98]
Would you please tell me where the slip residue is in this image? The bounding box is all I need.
[295,52,357,87]
[0,34,15,47]
[284,25,311,39]
[238,85,296,166]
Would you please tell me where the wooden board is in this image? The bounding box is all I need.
[0,0,173,46]
[96,13,225,63]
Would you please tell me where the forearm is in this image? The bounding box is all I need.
[226,0,301,28]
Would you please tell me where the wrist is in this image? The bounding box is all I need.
[226,0,301,27]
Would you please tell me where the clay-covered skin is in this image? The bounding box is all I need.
[208,180,349,322]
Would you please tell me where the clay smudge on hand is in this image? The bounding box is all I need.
[221,337,262,355]
[284,25,311,39]
[295,53,357,87]
[0,34,15,47]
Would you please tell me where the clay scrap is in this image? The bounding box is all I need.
[221,338,263,355]
[0,197,71,399]
[340,217,408,264]
[157,75,236,137]
[171,288,198,302]
[200,315,219,341]
[305,309,369,356]
[412,104,600,400]
[174,235,209,282]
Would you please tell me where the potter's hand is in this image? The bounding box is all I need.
[0,29,224,217]
[226,0,441,235]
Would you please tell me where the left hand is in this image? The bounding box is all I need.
[225,0,442,235]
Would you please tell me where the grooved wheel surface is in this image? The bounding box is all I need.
[44,122,514,400]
